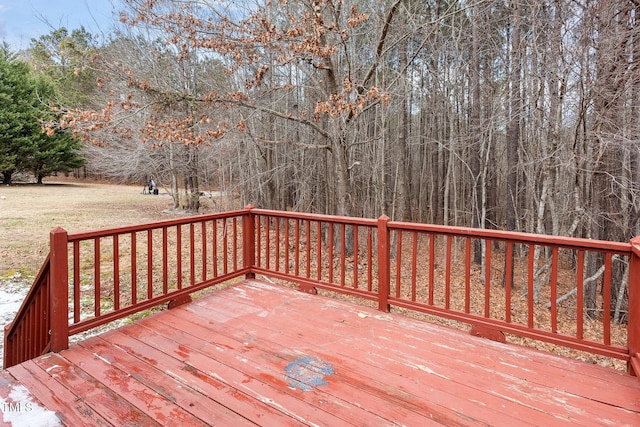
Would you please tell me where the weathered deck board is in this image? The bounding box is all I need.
[1,280,639,426]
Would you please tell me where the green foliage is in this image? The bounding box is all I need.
[29,27,98,107]
[0,46,85,184]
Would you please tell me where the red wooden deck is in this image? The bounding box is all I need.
[1,280,639,426]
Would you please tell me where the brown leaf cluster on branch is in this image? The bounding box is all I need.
[116,0,386,120]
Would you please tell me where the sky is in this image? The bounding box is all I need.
[0,0,118,51]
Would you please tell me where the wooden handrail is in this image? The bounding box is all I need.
[4,207,639,376]
[249,209,636,369]
[3,255,51,368]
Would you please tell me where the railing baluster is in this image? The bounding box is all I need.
[396,230,402,298]
[266,216,271,270]
[114,234,120,311]
[429,234,435,306]
[484,239,491,318]
[328,223,334,284]
[162,227,168,294]
[411,232,417,301]
[177,225,183,289]
[445,235,452,310]
[505,242,513,323]
[131,232,137,304]
[73,241,80,323]
[28,305,34,357]
[190,223,196,286]
[276,218,281,272]
[33,294,40,354]
[577,250,585,340]
[256,216,262,268]
[94,238,101,317]
[285,219,290,275]
[550,246,559,333]
[367,228,373,292]
[295,219,300,277]
[341,223,346,287]
[316,221,322,280]
[528,244,535,328]
[223,218,228,275]
[603,253,612,345]
[465,237,471,313]
[233,217,238,271]
[211,221,217,278]
[306,220,311,278]
[147,229,153,299]
[354,225,359,290]
[202,221,207,281]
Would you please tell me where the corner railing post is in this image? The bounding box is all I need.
[50,227,69,353]
[377,215,391,312]
[243,205,256,279]
[628,236,640,375]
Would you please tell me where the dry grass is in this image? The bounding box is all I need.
[0,179,223,278]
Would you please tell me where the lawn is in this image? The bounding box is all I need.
[0,180,216,278]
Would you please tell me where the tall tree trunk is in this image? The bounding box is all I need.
[470,5,483,263]
[393,1,410,222]
[506,1,522,234]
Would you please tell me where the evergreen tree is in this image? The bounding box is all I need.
[0,46,36,184]
[27,77,86,184]
[0,45,85,184]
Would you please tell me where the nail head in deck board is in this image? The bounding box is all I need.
[2,280,640,426]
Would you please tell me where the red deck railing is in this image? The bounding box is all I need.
[4,206,640,375]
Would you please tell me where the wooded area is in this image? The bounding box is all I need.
[12,0,638,314]
[46,0,637,238]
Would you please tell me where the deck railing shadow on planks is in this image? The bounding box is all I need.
[4,206,640,376]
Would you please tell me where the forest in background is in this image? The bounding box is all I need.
[0,0,634,336]
[9,0,637,241]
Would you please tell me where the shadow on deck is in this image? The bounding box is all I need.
[2,280,639,426]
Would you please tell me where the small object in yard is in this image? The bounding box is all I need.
[146,178,157,195]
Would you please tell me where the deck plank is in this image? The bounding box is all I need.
[66,338,249,426]
[6,361,111,426]
[195,282,640,425]
[105,327,306,426]
[181,285,581,425]
[167,296,539,425]
[129,315,398,426]
[25,351,160,426]
[1,279,640,426]
[143,309,462,426]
